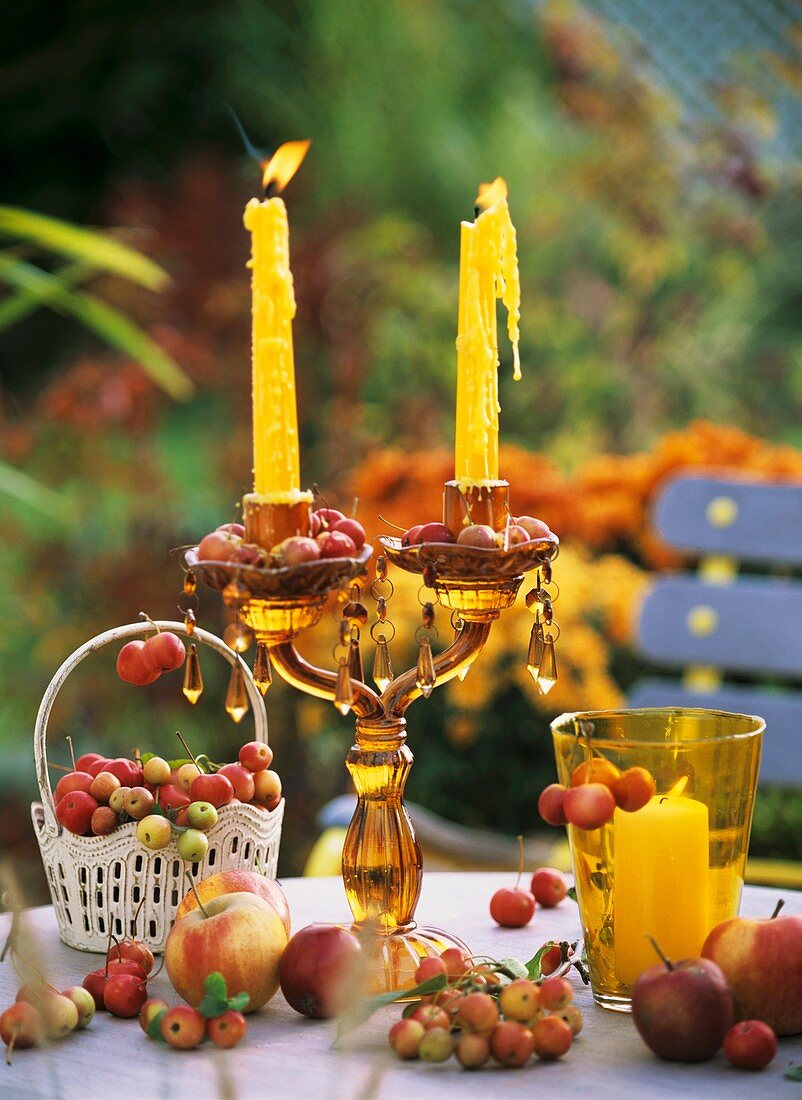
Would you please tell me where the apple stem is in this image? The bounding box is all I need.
[65,735,76,772]
[138,611,160,634]
[186,871,209,919]
[770,898,785,920]
[175,730,201,770]
[647,935,674,970]
[377,514,406,533]
[6,1031,15,1066]
[515,834,525,890]
[132,895,147,937]
[104,926,114,978]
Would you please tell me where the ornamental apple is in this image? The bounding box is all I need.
[136,815,172,850]
[62,986,96,1029]
[160,1005,206,1050]
[207,1010,247,1048]
[456,524,496,548]
[174,869,291,936]
[142,630,186,673]
[165,894,288,1012]
[317,529,357,558]
[104,758,144,787]
[186,801,218,831]
[189,772,234,808]
[54,771,94,802]
[197,530,241,562]
[238,740,273,772]
[273,536,321,565]
[116,641,160,685]
[142,756,172,786]
[56,790,99,835]
[216,763,255,803]
[701,900,802,1035]
[0,1002,44,1054]
[331,518,366,549]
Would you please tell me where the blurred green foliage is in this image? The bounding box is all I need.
[1,0,801,887]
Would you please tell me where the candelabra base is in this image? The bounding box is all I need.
[356,923,472,996]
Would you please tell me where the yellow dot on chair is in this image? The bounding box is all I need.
[706,495,738,528]
[686,604,719,637]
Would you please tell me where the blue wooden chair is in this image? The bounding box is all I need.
[629,473,802,884]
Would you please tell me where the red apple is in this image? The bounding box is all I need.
[401,524,424,546]
[238,741,273,773]
[56,790,99,835]
[116,641,160,685]
[74,752,105,773]
[160,1005,206,1049]
[0,1002,44,1052]
[108,939,155,976]
[104,973,148,1018]
[207,1009,247,1048]
[189,772,234,808]
[157,783,191,813]
[142,631,186,673]
[456,524,496,548]
[174,869,291,936]
[314,507,346,529]
[331,518,366,549]
[631,951,734,1062]
[500,523,530,547]
[197,530,241,562]
[89,770,120,804]
[723,1020,777,1070]
[538,783,568,826]
[563,783,616,829]
[139,997,169,1035]
[514,516,552,540]
[279,924,362,1018]
[91,806,118,836]
[217,522,246,537]
[489,887,535,928]
[252,769,282,806]
[273,535,321,565]
[217,763,255,803]
[165,893,288,1012]
[104,758,144,787]
[417,522,456,544]
[54,771,94,802]
[86,757,112,777]
[701,900,802,1036]
[317,530,357,558]
[530,867,568,908]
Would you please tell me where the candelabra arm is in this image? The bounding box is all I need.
[381,618,493,717]
[269,640,385,720]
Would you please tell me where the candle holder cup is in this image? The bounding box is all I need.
[551,707,764,1013]
[190,481,558,993]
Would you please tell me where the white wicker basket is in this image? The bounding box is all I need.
[32,620,284,953]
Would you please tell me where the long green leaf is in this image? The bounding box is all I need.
[0,256,193,401]
[0,206,169,291]
[0,460,76,525]
[0,261,92,332]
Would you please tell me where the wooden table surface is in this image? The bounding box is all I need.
[1,873,800,1100]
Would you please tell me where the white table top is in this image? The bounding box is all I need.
[1,874,800,1100]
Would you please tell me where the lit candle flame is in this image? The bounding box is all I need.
[261,140,311,195]
[475,176,508,212]
[666,776,689,799]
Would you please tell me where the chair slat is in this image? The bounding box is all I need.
[654,476,802,565]
[638,576,802,676]
[629,678,802,785]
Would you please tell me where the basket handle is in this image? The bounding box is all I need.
[34,620,268,838]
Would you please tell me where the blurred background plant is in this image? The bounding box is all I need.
[1,0,800,897]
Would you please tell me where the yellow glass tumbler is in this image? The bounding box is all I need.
[550,708,764,1012]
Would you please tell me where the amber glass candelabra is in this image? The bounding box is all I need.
[188,480,558,992]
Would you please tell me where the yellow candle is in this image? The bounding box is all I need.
[613,782,710,985]
[454,177,521,489]
[244,139,311,502]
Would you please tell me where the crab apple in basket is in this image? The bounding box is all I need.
[238,740,273,772]
[272,535,320,566]
[165,893,287,1012]
[216,763,255,803]
[56,790,99,835]
[54,770,94,801]
[142,630,185,674]
[317,529,357,558]
[189,772,234,809]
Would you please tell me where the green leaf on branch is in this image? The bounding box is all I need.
[146,1008,168,1042]
[567,886,578,903]
[227,992,250,1012]
[496,957,528,980]
[336,973,448,1039]
[785,1063,802,1081]
[525,942,555,981]
[198,971,230,1019]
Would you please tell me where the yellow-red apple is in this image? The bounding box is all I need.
[165,893,287,1012]
[701,901,802,1036]
[174,869,290,936]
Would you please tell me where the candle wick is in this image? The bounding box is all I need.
[659,796,668,804]
[473,205,481,220]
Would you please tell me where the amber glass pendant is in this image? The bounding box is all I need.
[415,636,436,698]
[225,663,250,723]
[334,656,355,716]
[182,642,204,703]
[372,633,393,692]
[253,642,272,695]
